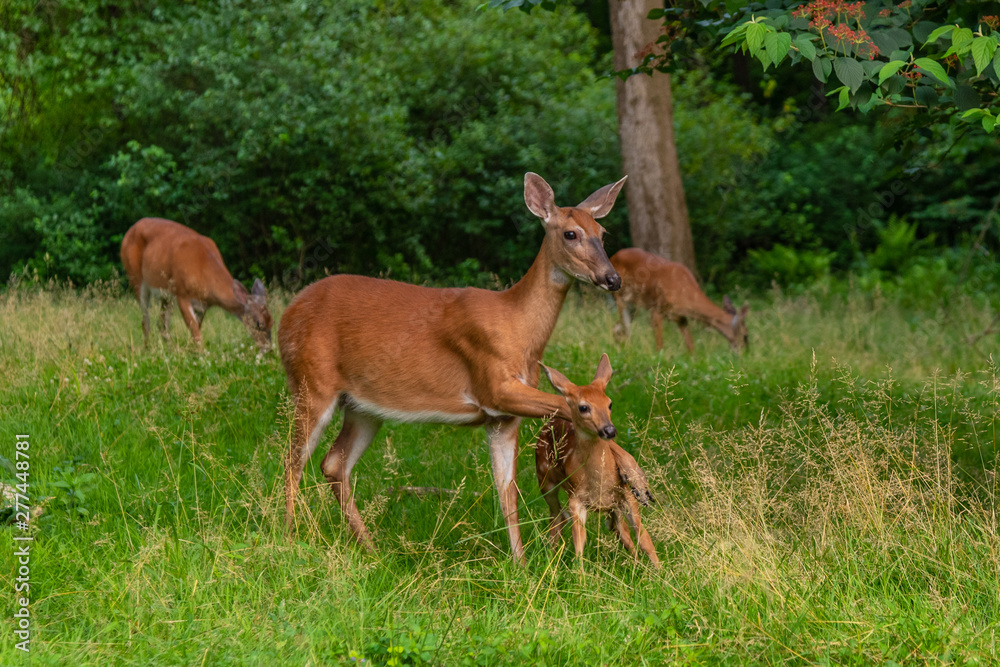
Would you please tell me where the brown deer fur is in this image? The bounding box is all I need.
[278,173,627,562]
[610,247,748,353]
[120,218,273,352]
[536,354,659,568]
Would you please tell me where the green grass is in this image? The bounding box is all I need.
[1,280,999,665]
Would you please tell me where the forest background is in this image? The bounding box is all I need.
[3,0,998,299]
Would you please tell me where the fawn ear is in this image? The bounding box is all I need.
[739,303,750,319]
[593,353,613,387]
[251,278,267,301]
[541,363,574,396]
[723,295,737,315]
[524,173,556,223]
[577,175,627,219]
[232,279,249,307]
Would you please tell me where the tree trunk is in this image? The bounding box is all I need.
[609,0,697,273]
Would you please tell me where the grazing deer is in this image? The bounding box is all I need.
[535,354,659,568]
[120,218,273,353]
[610,247,748,353]
[278,173,626,562]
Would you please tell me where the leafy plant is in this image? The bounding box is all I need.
[867,215,935,272]
[749,243,835,287]
[41,460,98,519]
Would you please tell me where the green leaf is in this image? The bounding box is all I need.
[923,24,955,45]
[837,86,851,111]
[961,108,988,119]
[813,56,832,83]
[884,74,906,96]
[913,57,952,86]
[885,28,912,50]
[951,27,974,51]
[912,21,940,44]
[915,85,939,107]
[878,60,906,84]
[746,22,767,54]
[971,36,997,76]
[720,22,750,48]
[646,8,666,19]
[954,85,981,111]
[794,34,817,61]
[764,31,792,68]
[834,57,864,93]
[983,114,996,132]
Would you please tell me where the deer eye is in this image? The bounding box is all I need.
[563,231,577,240]
[608,401,612,411]
[578,404,590,414]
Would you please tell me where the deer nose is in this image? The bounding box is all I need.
[605,272,621,291]
[599,425,617,440]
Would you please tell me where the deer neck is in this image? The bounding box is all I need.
[502,237,572,363]
[691,299,737,343]
[206,262,246,318]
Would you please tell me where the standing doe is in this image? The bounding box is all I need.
[610,247,748,353]
[536,354,659,568]
[120,218,273,353]
[278,173,626,562]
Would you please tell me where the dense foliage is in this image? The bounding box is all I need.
[2,0,999,299]
[1,0,623,285]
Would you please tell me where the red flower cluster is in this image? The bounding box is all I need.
[793,0,879,59]
[878,9,892,18]
[827,23,881,59]
[792,0,865,22]
[983,15,1000,30]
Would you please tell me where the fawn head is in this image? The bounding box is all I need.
[234,278,273,354]
[541,353,616,440]
[524,173,626,292]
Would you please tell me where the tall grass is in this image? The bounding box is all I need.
[0,281,998,665]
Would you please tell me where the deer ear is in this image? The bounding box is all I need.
[577,175,627,219]
[524,172,556,223]
[251,278,267,301]
[739,303,750,319]
[540,363,574,396]
[723,295,737,315]
[593,353,613,387]
[232,279,249,306]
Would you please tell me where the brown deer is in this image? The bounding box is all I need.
[120,218,273,353]
[610,247,748,353]
[535,354,659,568]
[278,173,627,562]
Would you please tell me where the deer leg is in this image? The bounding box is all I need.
[651,310,665,351]
[624,498,660,568]
[568,497,588,559]
[613,295,632,342]
[285,388,339,534]
[321,407,382,550]
[160,298,172,340]
[487,418,525,564]
[175,296,203,347]
[610,509,637,554]
[677,316,695,354]
[192,299,206,327]
[540,483,567,549]
[139,283,152,346]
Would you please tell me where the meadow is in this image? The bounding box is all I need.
[1,280,998,665]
